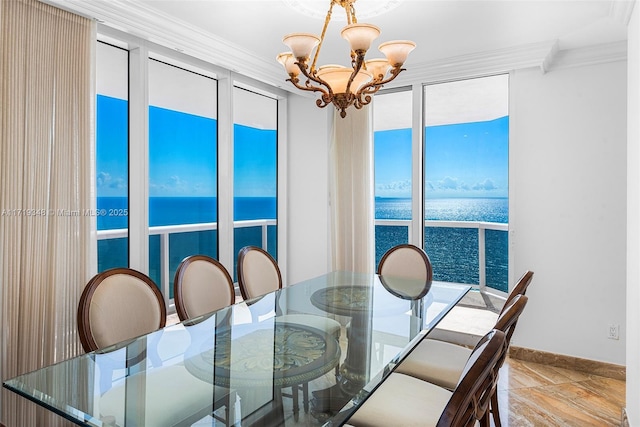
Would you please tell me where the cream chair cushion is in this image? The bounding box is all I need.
[277,314,342,339]
[347,373,452,427]
[394,338,471,390]
[177,257,234,320]
[89,274,164,350]
[99,364,229,426]
[239,249,280,299]
[378,245,430,282]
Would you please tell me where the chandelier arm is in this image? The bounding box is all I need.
[354,91,374,109]
[287,75,330,99]
[311,0,337,73]
[345,51,366,96]
[359,66,406,95]
[293,63,339,110]
[296,61,335,99]
[354,66,406,108]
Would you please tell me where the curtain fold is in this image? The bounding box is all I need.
[329,106,375,273]
[0,0,94,425]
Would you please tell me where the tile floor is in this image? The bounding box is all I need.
[493,357,625,426]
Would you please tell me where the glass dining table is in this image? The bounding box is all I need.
[3,271,470,427]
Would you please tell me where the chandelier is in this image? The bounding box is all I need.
[277,0,415,118]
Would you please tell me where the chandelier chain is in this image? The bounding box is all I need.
[311,1,336,73]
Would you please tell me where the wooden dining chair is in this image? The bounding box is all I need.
[173,255,235,321]
[394,294,528,427]
[77,267,167,353]
[236,245,342,417]
[346,329,507,427]
[428,270,534,346]
[236,246,342,339]
[502,270,534,312]
[79,268,235,426]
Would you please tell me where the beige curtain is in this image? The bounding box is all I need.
[329,106,375,273]
[0,0,94,425]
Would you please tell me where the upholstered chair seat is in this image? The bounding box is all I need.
[99,364,232,426]
[347,373,453,426]
[396,338,472,390]
[427,270,534,346]
[276,313,341,337]
[394,294,528,426]
[347,329,507,427]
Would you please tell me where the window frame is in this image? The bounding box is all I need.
[95,27,289,310]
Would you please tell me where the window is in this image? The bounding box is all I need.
[233,87,278,277]
[373,89,413,267]
[148,59,218,298]
[94,33,285,308]
[96,42,129,272]
[424,75,509,291]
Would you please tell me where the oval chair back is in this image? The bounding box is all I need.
[377,244,433,282]
[174,255,235,321]
[237,246,282,301]
[77,268,166,353]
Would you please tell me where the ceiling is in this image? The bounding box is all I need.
[47,0,632,92]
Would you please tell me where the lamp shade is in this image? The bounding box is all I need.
[379,40,416,67]
[283,33,320,60]
[365,58,391,81]
[277,52,300,77]
[317,66,373,94]
[341,23,380,52]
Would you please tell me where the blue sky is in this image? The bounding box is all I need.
[375,116,509,198]
[96,96,128,197]
[98,94,507,201]
[149,105,217,197]
[96,95,276,198]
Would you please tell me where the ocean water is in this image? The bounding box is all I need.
[97,196,508,293]
[97,197,277,294]
[375,197,508,291]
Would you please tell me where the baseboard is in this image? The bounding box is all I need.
[622,407,630,427]
[509,346,626,381]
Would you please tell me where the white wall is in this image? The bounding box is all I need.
[509,61,627,365]
[627,2,639,424]
[285,94,332,284]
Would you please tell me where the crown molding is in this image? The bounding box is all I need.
[43,0,629,93]
[609,0,636,26]
[549,41,627,71]
[392,40,556,86]
[43,0,286,89]
[540,40,560,74]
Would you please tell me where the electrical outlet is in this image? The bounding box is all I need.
[608,324,620,340]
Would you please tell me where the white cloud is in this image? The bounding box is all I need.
[376,179,412,192]
[97,171,111,187]
[472,178,496,191]
[440,176,458,189]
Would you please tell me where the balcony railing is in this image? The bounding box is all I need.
[376,219,509,290]
[97,219,276,307]
[97,218,507,306]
